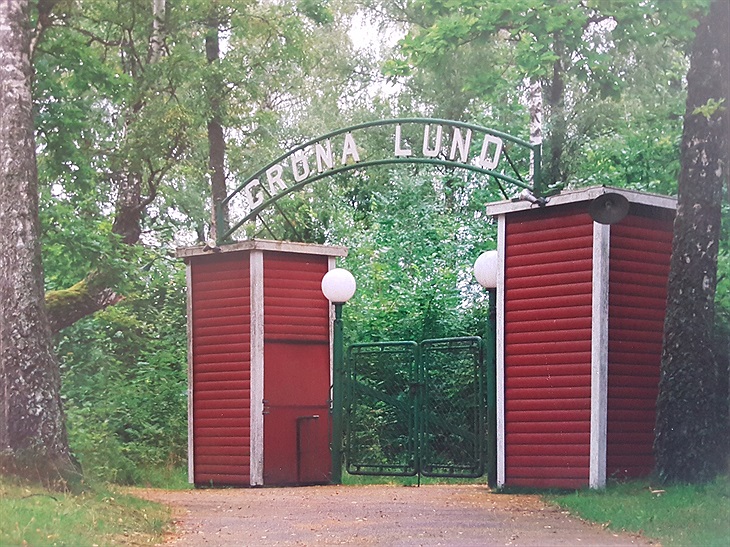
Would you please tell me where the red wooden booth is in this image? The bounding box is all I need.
[485,186,676,489]
[177,240,347,487]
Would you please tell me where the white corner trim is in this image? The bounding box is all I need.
[590,222,610,489]
[496,215,507,488]
[250,250,265,486]
[186,263,195,485]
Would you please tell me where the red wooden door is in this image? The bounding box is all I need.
[263,342,332,485]
[261,251,332,485]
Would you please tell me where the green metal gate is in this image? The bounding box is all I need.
[344,337,486,479]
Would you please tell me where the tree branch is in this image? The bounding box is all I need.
[45,274,123,335]
[30,0,60,58]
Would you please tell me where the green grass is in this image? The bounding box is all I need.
[547,475,730,546]
[133,464,192,490]
[0,475,171,546]
[342,471,490,486]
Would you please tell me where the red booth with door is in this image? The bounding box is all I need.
[486,186,676,489]
[178,240,346,486]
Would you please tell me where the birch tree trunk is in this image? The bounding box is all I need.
[150,0,165,63]
[0,0,77,486]
[654,0,729,483]
[527,78,543,187]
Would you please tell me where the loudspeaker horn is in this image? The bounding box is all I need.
[589,192,630,225]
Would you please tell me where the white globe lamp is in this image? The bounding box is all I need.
[321,268,357,304]
[474,250,498,289]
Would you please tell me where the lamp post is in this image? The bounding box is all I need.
[321,268,357,485]
[474,250,498,488]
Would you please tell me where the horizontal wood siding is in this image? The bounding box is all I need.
[263,253,330,343]
[607,212,673,479]
[504,206,593,488]
[191,254,251,486]
[262,252,332,485]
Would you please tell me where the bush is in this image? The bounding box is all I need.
[58,257,188,484]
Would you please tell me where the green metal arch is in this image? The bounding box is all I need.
[218,118,542,243]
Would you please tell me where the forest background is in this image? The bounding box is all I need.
[5,0,728,485]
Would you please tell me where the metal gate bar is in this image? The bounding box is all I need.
[344,337,485,479]
[346,342,418,476]
[420,337,484,478]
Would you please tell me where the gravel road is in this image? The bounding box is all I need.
[133,484,655,546]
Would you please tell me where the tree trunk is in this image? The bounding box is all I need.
[149,0,165,63]
[527,78,543,187]
[544,31,566,186]
[46,0,168,333]
[206,15,229,243]
[0,0,78,486]
[654,0,729,484]
[111,169,145,245]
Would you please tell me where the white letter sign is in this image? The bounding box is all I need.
[243,179,264,209]
[394,124,412,157]
[478,134,503,170]
[231,120,534,226]
[315,140,334,173]
[341,133,360,164]
[422,125,443,158]
[266,164,287,194]
[291,152,311,183]
[449,128,472,163]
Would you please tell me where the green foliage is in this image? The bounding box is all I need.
[58,255,188,484]
[30,0,364,486]
[566,40,688,193]
[133,465,192,490]
[0,476,170,546]
[333,168,500,345]
[572,129,681,195]
[380,0,707,185]
[22,0,727,490]
[548,476,730,546]
[297,0,335,24]
[693,97,726,120]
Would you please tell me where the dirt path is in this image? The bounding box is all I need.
[133,485,655,546]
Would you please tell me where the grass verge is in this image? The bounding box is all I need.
[342,472,490,486]
[547,475,730,546]
[0,475,171,546]
[133,465,192,490]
